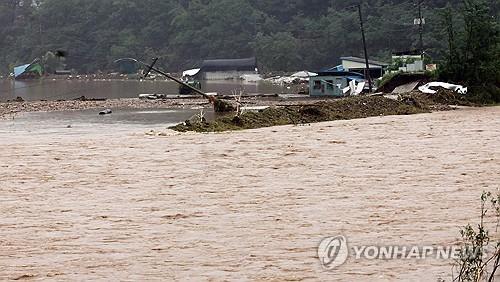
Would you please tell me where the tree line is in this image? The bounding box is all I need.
[0,0,497,76]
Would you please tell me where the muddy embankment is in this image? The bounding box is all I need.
[170,90,470,132]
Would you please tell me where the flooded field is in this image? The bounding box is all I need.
[0,108,214,135]
[0,79,293,102]
[0,106,499,281]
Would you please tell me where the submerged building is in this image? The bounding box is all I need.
[309,71,365,97]
[198,57,258,80]
[13,60,43,80]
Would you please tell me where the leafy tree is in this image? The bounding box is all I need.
[439,0,499,103]
[0,0,494,75]
[440,0,499,84]
[254,32,301,71]
[42,51,63,73]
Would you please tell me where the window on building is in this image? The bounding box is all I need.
[326,80,334,90]
[313,80,321,90]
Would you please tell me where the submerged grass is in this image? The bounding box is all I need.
[170,95,433,133]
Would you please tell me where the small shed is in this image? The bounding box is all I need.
[199,57,257,80]
[340,56,388,79]
[309,71,364,97]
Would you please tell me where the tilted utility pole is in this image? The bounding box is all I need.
[357,4,373,93]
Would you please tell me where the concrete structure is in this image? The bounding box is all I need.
[392,51,424,72]
[404,60,424,72]
[340,56,388,79]
[309,71,364,97]
[198,57,257,80]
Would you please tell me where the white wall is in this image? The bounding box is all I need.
[203,71,255,80]
[342,60,383,71]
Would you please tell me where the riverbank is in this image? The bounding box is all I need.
[0,95,385,120]
[0,97,297,120]
[1,90,465,125]
[170,91,463,132]
[1,106,499,280]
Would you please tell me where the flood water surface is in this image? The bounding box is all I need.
[0,79,292,102]
[0,107,212,135]
[0,107,499,281]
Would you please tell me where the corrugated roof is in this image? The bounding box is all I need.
[14,64,31,78]
[201,57,256,72]
[13,60,43,79]
[340,56,389,66]
[315,71,365,78]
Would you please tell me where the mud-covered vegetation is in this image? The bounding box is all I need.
[454,192,500,281]
[170,94,444,132]
[377,73,435,93]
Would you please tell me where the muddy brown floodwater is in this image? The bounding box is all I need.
[0,107,499,281]
[0,79,292,102]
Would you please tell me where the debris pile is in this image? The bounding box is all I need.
[377,72,470,105]
[377,73,431,93]
[265,71,317,85]
[74,96,107,102]
[139,94,166,100]
[99,109,112,115]
[418,82,467,95]
[389,88,474,113]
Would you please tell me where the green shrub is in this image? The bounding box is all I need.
[467,85,500,105]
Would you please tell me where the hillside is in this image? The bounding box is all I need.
[0,0,498,74]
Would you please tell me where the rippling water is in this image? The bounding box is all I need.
[0,107,214,135]
[0,107,499,280]
[0,79,293,102]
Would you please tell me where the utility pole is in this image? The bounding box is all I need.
[357,4,372,93]
[417,0,424,61]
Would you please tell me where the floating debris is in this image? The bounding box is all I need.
[99,109,112,115]
[74,96,107,102]
[138,94,166,100]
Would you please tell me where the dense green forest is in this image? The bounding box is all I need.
[0,0,498,75]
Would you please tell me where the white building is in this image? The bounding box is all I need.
[199,57,258,80]
[340,56,388,79]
